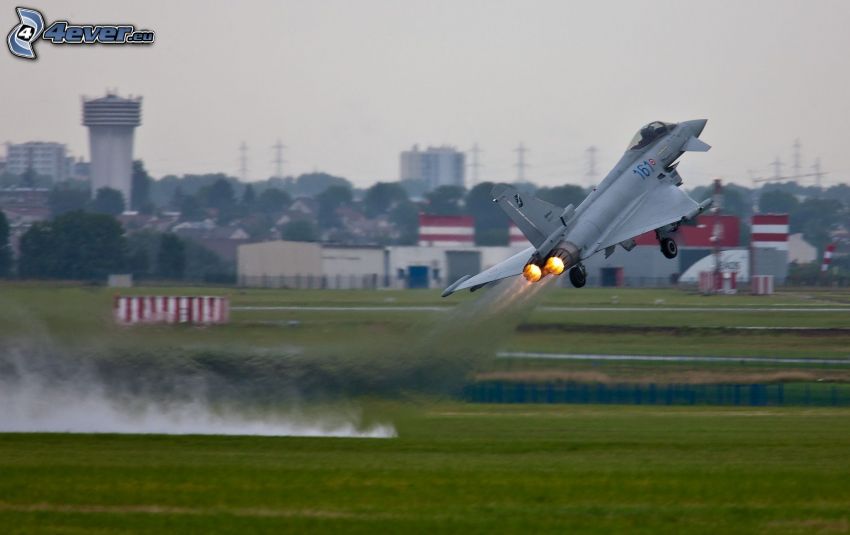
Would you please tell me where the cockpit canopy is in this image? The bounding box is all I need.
[627,121,676,151]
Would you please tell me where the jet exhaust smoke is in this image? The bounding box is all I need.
[0,347,395,438]
[401,275,555,382]
[0,276,552,437]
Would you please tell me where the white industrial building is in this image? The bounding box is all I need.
[678,249,750,284]
[385,245,525,289]
[238,240,524,290]
[238,213,795,291]
[238,215,527,290]
[788,233,817,264]
[321,245,386,289]
[238,241,386,289]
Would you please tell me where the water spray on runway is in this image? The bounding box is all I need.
[0,277,554,435]
[0,347,395,438]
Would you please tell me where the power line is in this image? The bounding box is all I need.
[749,142,828,188]
[239,141,248,182]
[514,143,528,182]
[272,139,286,179]
[771,157,783,181]
[586,145,598,180]
[813,158,825,189]
[468,143,482,186]
[752,171,828,184]
[792,139,801,179]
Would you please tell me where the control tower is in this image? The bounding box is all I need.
[82,93,142,208]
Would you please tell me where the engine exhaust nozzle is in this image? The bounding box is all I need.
[522,263,542,282]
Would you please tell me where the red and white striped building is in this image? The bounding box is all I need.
[822,243,836,272]
[114,296,230,325]
[418,214,475,246]
[751,214,789,250]
[750,214,790,284]
[509,224,527,246]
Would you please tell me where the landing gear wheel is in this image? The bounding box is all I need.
[569,264,587,288]
[660,237,678,259]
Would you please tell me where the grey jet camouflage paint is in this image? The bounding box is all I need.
[442,119,713,296]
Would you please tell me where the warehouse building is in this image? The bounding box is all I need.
[238,241,386,289]
[750,214,790,284]
[788,233,816,264]
[237,240,522,290]
[582,214,741,287]
[238,215,524,290]
[238,213,792,290]
[386,245,525,289]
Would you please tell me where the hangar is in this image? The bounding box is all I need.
[237,214,792,290]
[237,240,524,290]
[238,241,386,289]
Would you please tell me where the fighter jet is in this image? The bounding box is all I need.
[442,119,713,296]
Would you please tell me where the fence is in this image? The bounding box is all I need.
[463,381,850,407]
[114,295,230,325]
[584,276,675,288]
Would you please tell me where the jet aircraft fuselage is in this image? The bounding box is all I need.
[443,119,712,296]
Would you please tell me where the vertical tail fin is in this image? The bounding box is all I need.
[491,184,563,248]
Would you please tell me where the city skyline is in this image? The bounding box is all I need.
[2,0,849,188]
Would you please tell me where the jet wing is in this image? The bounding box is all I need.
[591,184,699,253]
[442,246,534,296]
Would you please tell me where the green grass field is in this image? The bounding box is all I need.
[2,284,850,353]
[2,283,850,392]
[2,284,850,532]
[2,403,850,534]
[2,283,849,377]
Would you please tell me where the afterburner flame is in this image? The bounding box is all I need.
[522,263,542,282]
[544,256,565,275]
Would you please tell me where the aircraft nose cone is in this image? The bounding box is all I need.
[688,119,708,136]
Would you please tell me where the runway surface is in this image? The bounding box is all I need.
[233,305,850,313]
[233,305,450,312]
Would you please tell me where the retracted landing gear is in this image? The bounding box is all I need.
[569,264,587,288]
[660,237,678,259]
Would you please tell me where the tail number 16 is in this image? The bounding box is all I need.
[632,160,655,179]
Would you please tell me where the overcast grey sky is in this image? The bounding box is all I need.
[2,0,849,188]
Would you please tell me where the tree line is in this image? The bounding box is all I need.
[4,156,848,281]
[38,157,849,253]
[1,209,226,283]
